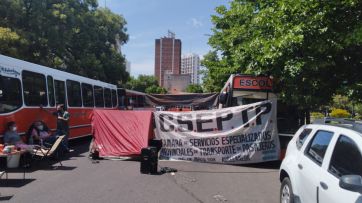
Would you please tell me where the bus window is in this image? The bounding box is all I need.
[67,80,82,107]
[82,83,94,107]
[111,89,117,107]
[94,86,104,107]
[47,76,55,107]
[117,88,126,108]
[54,80,66,106]
[0,75,22,113]
[22,70,47,106]
[139,95,145,107]
[104,88,112,108]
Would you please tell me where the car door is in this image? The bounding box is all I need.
[319,133,362,203]
[297,130,335,203]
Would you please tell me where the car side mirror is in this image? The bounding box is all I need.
[219,92,228,105]
[339,175,362,194]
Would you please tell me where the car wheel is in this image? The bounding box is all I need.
[280,177,294,203]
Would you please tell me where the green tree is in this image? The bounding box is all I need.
[185,84,204,93]
[330,108,351,118]
[201,51,228,93]
[125,75,159,92]
[145,85,167,94]
[330,94,362,118]
[204,0,362,109]
[0,0,129,85]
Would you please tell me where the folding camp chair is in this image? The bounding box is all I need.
[0,171,3,196]
[32,135,65,168]
[0,171,4,179]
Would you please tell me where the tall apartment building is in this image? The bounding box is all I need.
[181,53,200,84]
[154,31,182,87]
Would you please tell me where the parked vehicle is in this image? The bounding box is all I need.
[279,123,362,203]
[0,54,118,141]
[117,88,149,109]
[218,74,306,158]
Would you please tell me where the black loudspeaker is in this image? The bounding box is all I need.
[149,139,163,152]
[140,147,158,174]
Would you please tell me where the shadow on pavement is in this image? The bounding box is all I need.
[40,166,77,171]
[26,136,91,172]
[0,195,14,201]
[241,160,281,169]
[0,179,35,187]
[177,170,277,174]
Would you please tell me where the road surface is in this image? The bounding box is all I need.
[0,140,280,203]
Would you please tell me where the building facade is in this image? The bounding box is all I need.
[154,31,182,87]
[163,73,191,94]
[181,53,200,84]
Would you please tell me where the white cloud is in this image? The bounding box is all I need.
[190,18,203,28]
[129,33,143,40]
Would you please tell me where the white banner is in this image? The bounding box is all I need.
[155,100,280,164]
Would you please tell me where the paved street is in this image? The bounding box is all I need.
[1,140,280,203]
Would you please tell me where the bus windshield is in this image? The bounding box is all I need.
[232,96,265,106]
[0,75,22,113]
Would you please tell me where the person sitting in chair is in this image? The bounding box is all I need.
[4,121,33,168]
[4,121,31,149]
[27,121,56,146]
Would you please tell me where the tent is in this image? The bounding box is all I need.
[91,110,154,157]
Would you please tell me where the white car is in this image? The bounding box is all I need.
[279,124,362,203]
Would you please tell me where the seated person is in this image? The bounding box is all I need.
[28,120,55,146]
[4,121,33,151]
[4,121,33,168]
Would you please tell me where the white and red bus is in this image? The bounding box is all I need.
[0,54,118,141]
[117,88,148,109]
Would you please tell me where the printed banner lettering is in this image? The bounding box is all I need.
[154,100,280,164]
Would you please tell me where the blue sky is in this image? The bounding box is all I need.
[98,0,229,77]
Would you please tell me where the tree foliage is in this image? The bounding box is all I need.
[204,0,362,109]
[145,85,167,94]
[185,84,204,93]
[330,94,362,118]
[126,75,167,94]
[125,75,158,92]
[330,108,351,118]
[0,0,129,85]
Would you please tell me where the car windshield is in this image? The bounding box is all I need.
[0,75,22,113]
